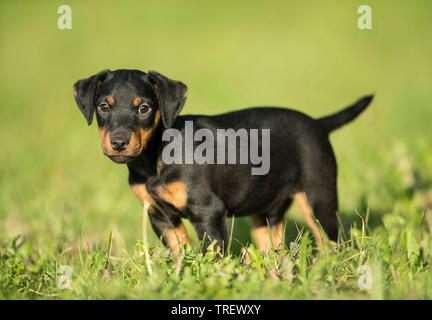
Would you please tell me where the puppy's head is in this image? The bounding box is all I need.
[73,69,187,163]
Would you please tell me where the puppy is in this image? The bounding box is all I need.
[73,69,373,252]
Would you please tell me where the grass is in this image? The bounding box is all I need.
[1,0,432,299]
[1,141,432,299]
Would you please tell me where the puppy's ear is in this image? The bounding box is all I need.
[73,70,111,125]
[148,71,188,128]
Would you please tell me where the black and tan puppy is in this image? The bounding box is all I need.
[73,69,373,252]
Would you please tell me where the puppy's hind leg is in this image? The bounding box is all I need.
[296,144,339,245]
[294,183,339,245]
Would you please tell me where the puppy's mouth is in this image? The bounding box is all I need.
[106,154,137,164]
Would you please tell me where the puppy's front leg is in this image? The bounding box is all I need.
[190,214,227,253]
[148,211,190,252]
[187,195,227,252]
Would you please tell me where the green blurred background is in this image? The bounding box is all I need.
[0,0,431,252]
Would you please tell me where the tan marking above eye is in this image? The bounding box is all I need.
[156,181,188,210]
[133,98,142,107]
[107,96,114,105]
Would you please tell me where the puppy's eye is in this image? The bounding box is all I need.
[98,103,110,113]
[137,104,151,114]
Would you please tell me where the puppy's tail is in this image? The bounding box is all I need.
[317,95,374,133]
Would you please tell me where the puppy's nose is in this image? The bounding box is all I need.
[110,136,129,151]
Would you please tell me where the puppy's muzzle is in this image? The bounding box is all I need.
[110,135,130,151]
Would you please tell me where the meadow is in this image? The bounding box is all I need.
[0,0,431,299]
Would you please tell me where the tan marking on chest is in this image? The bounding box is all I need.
[156,181,188,209]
